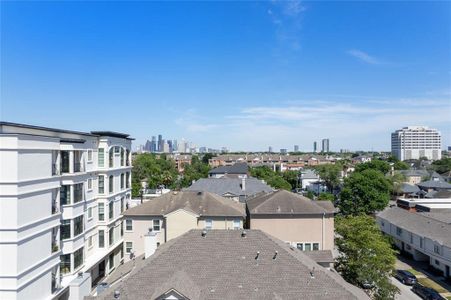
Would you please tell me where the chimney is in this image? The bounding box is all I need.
[241,178,246,191]
[144,230,157,259]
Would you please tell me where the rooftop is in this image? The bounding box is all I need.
[247,190,335,215]
[123,190,245,217]
[91,230,368,300]
[208,162,248,175]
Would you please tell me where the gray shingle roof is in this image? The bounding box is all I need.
[401,183,420,194]
[186,177,274,198]
[91,230,368,300]
[377,207,451,248]
[208,162,248,175]
[418,180,451,189]
[123,191,245,217]
[304,250,334,264]
[247,190,335,215]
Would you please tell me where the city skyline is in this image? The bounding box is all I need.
[1,1,450,151]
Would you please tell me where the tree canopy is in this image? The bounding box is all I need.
[314,164,341,193]
[180,155,211,187]
[250,166,292,190]
[335,215,399,300]
[431,157,451,174]
[339,169,391,216]
[355,160,391,174]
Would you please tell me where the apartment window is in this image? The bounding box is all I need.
[98,176,105,194]
[205,219,213,230]
[98,148,104,167]
[396,227,403,236]
[381,221,385,227]
[88,236,93,248]
[126,219,133,231]
[410,233,413,244]
[120,148,125,166]
[99,230,105,248]
[109,175,114,194]
[126,172,130,188]
[74,247,84,270]
[87,178,92,191]
[435,260,440,266]
[313,243,319,251]
[153,219,161,231]
[121,173,125,189]
[60,185,71,205]
[109,201,114,219]
[60,254,71,274]
[420,237,423,248]
[61,151,70,173]
[304,243,312,251]
[121,221,124,237]
[434,245,440,254]
[109,253,114,270]
[88,207,93,219]
[233,219,240,229]
[74,215,84,237]
[73,183,83,204]
[109,148,114,168]
[109,229,114,246]
[126,149,130,166]
[296,243,303,251]
[87,150,93,162]
[120,197,124,213]
[98,203,105,221]
[125,242,133,254]
[60,219,71,240]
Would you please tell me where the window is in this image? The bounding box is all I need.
[109,253,114,270]
[153,219,161,231]
[121,221,124,237]
[109,201,114,219]
[98,148,104,167]
[60,219,71,240]
[74,215,84,237]
[304,243,312,251]
[87,150,93,162]
[434,245,440,254]
[435,259,440,266]
[109,175,114,194]
[396,227,403,236]
[420,237,423,248]
[98,176,105,194]
[74,247,84,269]
[120,197,124,213]
[109,229,114,246]
[98,203,105,221]
[99,230,105,248]
[73,183,83,203]
[125,242,133,253]
[88,236,93,248]
[87,178,92,191]
[120,148,125,166]
[233,219,240,229]
[109,148,114,168]
[60,185,70,205]
[126,172,130,188]
[381,221,385,227]
[410,233,413,244]
[88,207,93,219]
[205,219,212,230]
[296,243,303,251]
[60,254,71,274]
[126,219,133,231]
[121,173,124,189]
[313,243,319,251]
[126,150,130,166]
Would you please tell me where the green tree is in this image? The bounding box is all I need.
[390,173,406,195]
[306,190,315,200]
[431,157,451,174]
[180,155,211,187]
[387,156,409,170]
[339,169,392,216]
[335,215,399,300]
[201,153,216,165]
[250,166,292,190]
[318,192,334,201]
[282,170,300,190]
[315,164,341,193]
[355,160,390,175]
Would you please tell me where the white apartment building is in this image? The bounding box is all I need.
[0,122,132,300]
[391,126,442,161]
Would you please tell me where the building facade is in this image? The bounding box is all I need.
[0,122,132,300]
[391,126,442,161]
[321,139,329,153]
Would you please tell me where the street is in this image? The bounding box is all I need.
[391,277,420,300]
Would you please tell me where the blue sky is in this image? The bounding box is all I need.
[1,1,450,151]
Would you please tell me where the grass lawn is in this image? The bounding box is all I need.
[407,268,424,276]
[417,278,448,293]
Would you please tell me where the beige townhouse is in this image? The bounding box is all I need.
[247,190,336,251]
[122,190,246,261]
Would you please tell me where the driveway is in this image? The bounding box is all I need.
[391,277,420,300]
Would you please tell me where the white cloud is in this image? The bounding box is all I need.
[347,49,383,65]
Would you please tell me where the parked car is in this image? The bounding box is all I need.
[395,269,417,285]
[412,283,445,300]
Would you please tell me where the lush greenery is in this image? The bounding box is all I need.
[335,215,399,300]
[355,160,391,174]
[314,163,342,193]
[250,166,292,190]
[387,156,409,170]
[339,168,392,216]
[131,153,211,197]
[431,157,451,174]
[317,192,334,201]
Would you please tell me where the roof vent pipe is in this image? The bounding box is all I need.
[201,230,207,237]
[273,251,278,260]
[241,230,247,237]
[255,251,260,260]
